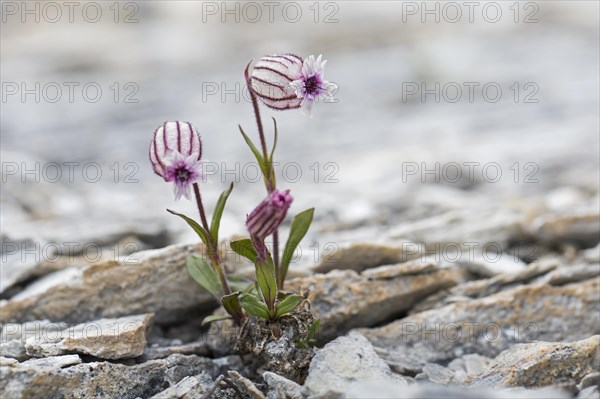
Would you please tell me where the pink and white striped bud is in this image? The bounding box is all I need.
[149,121,203,200]
[247,189,293,240]
[250,54,304,111]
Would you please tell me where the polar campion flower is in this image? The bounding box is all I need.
[149,121,203,200]
[247,189,293,253]
[250,54,304,110]
[290,54,334,117]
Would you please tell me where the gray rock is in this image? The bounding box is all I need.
[289,261,469,341]
[312,241,422,273]
[263,371,303,399]
[577,386,600,399]
[358,278,600,372]
[25,314,154,360]
[410,260,559,314]
[0,234,50,295]
[0,353,219,399]
[345,382,570,399]
[536,264,600,286]
[226,370,266,399]
[303,332,408,397]
[142,340,210,361]
[22,354,82,369]
[533,212,600,248]
[0,340,27,361]
[466,335,600,388]
[578,372,600,390]
[421,362,455,384]
[150,373,214,399]
[0,243,216,324]
[463,354,492,376]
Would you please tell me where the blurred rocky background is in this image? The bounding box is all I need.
[1,1,599,398]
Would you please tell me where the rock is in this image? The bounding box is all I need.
[0,234,50,296]
[578,372,600,390]
[358,278,600,373]
[456,255,527,278]
[289,260,469,341]
[536,264,600,286]
[0,340,27,361]
[577,386,600,399]
[263,371,303,399]
[466,336,600,389]
[463,354,492,376]
[226,370,266,399]
[150,373,214,399]
[0,243,217,324]
[386,209,528,252]
[582,245,600,263]
[533,211,600,248]
[1,319,68,361]
[142,341,210,361]
[22,354,82,369]
[421,362,455,384]
[0,353,219,399]
[312,241,422,273]
[303,332,408,397]
[345,382,570,399]
[410,260,559,314]
[24,314,154,360]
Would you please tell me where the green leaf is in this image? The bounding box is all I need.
[227,274,253,293]
[221,291,244,321]
[230,239,257,263]
[238,125,269,179]
[275,294,303,318]
[186,255,222,299]
[280,208,314,286]
[277,291,295,301]
[202,314,232,326]
[210,182,234,244]
[307,319,320,341]
[240,294,271,320]
[167,209,210,246]
[255,256,277,312]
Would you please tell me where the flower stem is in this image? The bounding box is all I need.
[193,182,232,296]
[247,71,282,288]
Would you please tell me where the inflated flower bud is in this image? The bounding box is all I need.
[250,54,304,110]
[247,189,293,240]
[149,121,203,200]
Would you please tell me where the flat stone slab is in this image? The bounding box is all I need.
[24,314,154,360]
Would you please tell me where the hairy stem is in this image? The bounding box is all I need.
[246,69,282,288]
[193,183,232,296]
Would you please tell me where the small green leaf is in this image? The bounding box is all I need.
[227,274,253,293]
[240,294,271,320]
[255,256,277,312]
[202,314,232,326]
[277,291,295,301]
[307,319,320,341]
[280,208,314,286]
[238,125,269,179]
[186,255,221,299]
[222,291,244,321]
[275,294,303,318]
[168,209,210,246]
[210,182,234,244]
[230,239,257,263]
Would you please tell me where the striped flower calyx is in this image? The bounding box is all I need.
[247,189,293,243]
[149,121,203,200]
[250,54,304,111]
